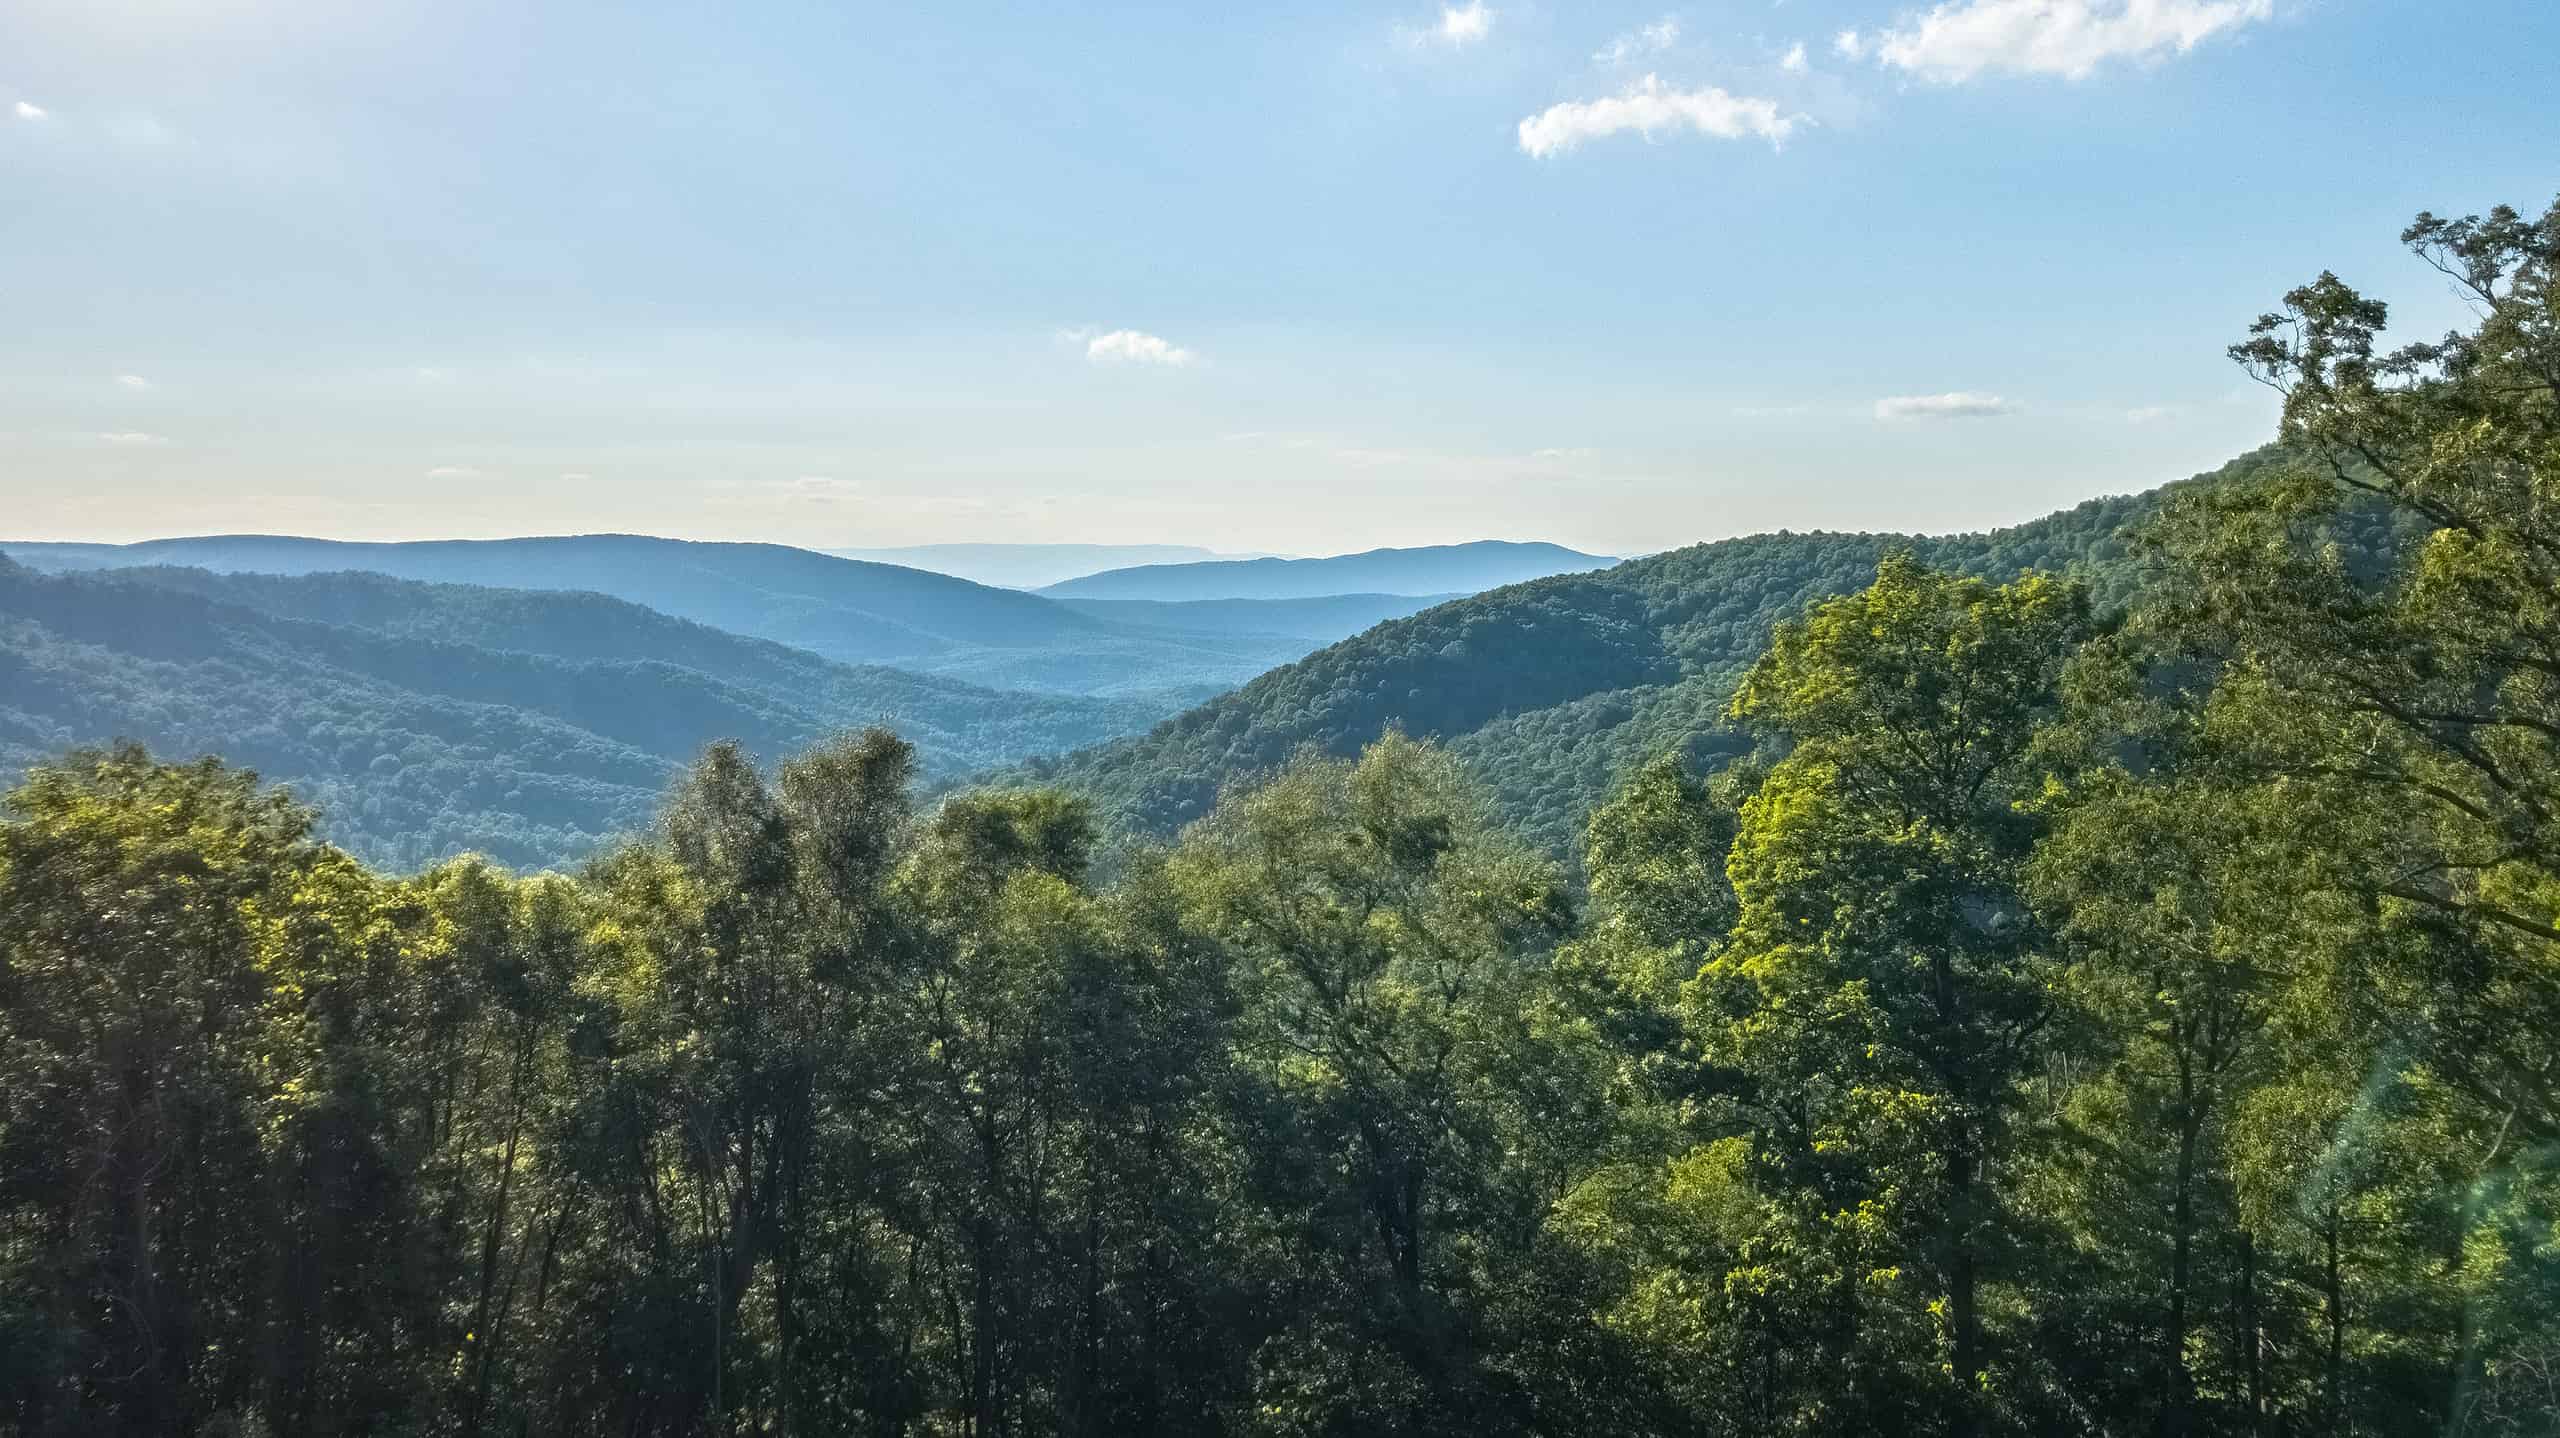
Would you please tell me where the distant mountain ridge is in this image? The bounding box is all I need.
[1037,540,1618,601]
[1047,593,1460,645]
[0,557,1163,871]
[824,543,1269,589]
[1,534,1323,701]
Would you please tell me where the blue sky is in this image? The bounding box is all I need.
[3,0,2553,555]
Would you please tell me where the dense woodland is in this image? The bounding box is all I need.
[4,201,2557,1437]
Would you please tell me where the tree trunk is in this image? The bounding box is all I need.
[2165,1038,2200,1438]
[2238,1228,2262,1438]
[1947,1140,1982,1438]
[972,1212,996,1438]
[2323,1211,2345,1434]
[463,1022,536,1437]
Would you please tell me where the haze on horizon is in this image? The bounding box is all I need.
[3,0,2553,556]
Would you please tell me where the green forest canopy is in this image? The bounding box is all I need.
[3,197,2557,1438]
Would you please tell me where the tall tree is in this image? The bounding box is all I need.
[1702,556,2092,1433]
[1167,735,1574,1438]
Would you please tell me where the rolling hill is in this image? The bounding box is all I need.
[1036,540,1618,601]
[1017,453,2297,854]
[0,534,1310,700]
[0,558,1163,871]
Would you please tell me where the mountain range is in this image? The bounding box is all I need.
[1013,455,2298,853]
[3,463,2293,871]
[1037,540,1617,601]
[3,536,1535,703]
[823,542,1264,589]
[0,557,1161,870]
[0,535,1320,702]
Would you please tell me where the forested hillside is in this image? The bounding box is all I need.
[5,197,2558,1438]
[1026,456,2251,850]
[0,560,1160,869]
[0,534,1323,699]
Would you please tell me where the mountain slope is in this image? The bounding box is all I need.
[0,559,1161,871]
[0,534,1300,699]
[1021,455,2281,853]
[1037,540,1617,601]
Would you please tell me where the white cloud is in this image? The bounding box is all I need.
[1875,392,2016,420]
[424,465,485,479]
[2125,404,2177,424]
[115,374,151,391]
[559,471,594,481]
[1874,0,2273,82]
[12,101,46,122]
[1780,41,1810,71]
[1518,75,1799,157]
[99,431,169,446]
[1833,29,1867,59]
[1085,329,1198,367]
[1432,1,1494,46]
[1594,17,1680,65]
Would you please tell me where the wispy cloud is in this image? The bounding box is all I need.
[99,431,169,446]
[115,374,151,391]
[781,476,868,502]
[424,465,485,479]
[1875,391,2015,420]
[2125,404,2177,424]
[1085,329,1198,367]
[13,100,47,122]
[1874,0,2273,82]
[1834,29,1868,60]
[1594,17,1680,65]
[1518,75,1798,157]
[1780,41,1810,72]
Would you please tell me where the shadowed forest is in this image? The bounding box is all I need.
[4,204,2557,1438]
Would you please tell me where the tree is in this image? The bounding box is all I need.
[1701,555,2092,1433]
[1167,735,1574,1437]
[2158,197,2560,1147]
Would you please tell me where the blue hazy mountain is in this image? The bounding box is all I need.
[0,556,1165,870]
[824,543,1269,589]
[1036,540,1618,601]
[2,534,1314,699]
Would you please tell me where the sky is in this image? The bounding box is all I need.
[2,0,2554,556]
